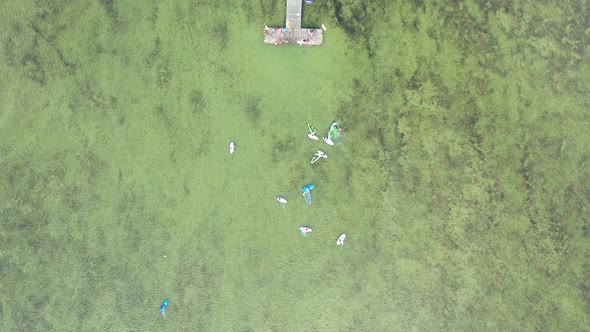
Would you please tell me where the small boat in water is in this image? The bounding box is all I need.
[299,226,312,235]
[275,196,287,209]
[229,142,236,154]
[336,234,346,246]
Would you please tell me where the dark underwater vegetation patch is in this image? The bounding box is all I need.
[157,60,172,88]
[214,24,229,50]
[241,1,257,23]
[21,51,46,85]
[189,88,207,115]
[144,36,161,68]
[118,108,126,126]
[331,0,377,56]
[30,22,77,75]
[259,0,279,17]
[286,163,306,188]
[99,0,119,26]
[271,134,298,162]
[243,96,263,124]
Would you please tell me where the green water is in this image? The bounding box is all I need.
[1,0,589,330]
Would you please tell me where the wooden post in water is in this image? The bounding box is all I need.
[263,0,323,46]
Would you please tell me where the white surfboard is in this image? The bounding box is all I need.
[299,226,312,233]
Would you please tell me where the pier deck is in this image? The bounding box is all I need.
[263,0,324,46]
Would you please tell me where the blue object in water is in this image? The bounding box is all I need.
[160,299,168,317]
[303,188,312,205]
[302,184,314,205]
[301,184,315,192]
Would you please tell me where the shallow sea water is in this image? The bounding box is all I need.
[1,0,589,331]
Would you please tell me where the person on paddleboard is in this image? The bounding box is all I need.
[160,299,169,317]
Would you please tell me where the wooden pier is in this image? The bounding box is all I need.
[263,0,324,46]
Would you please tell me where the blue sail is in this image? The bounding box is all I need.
[160,299,168,317]
[302,184,315,192]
